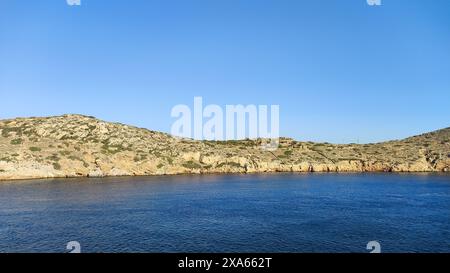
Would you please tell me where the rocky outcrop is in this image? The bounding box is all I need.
[0,114,449,180]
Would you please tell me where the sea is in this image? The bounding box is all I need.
[0,173,449,253]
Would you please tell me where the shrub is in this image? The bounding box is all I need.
[29,147,41,152]
[0,157,12,163]
[216,162,242,168]
[68,155,81,161]
[1,127,23,137]
[46,154,60,161]
[53,163,61,170]
[102,143,130,154]
[182,161,201,169]
[166,157,174,164]
[59,151,71,156]
[10,138,23,145]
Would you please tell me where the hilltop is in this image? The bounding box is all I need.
[0,114,449,180]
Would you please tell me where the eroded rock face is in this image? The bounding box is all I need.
[0,114,449,180]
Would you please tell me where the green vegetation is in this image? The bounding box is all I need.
[134,154,148,162]
[338,158,361,162]
[0,157,13,163]
[166,157,174,165]
[1,124,37,138]
[313,143,326,147]
[209,139,255,147]
[1,115,449,179]
[46,154,60,162]
[60,134,79,141]
[1,126,24,137]
[10,138,23,145]
[101,141,131,154]
[182,160,202,169]
[68,155,80,161]
[34,156,44,163]
[66,155,89,168]
[148,149,162,157]
[216,162,242,168]
[59,150,71,156]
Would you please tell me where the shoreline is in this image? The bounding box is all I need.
[1,169,449,182]
[1,115,449,182]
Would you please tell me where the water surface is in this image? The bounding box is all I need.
[0,173,449,253]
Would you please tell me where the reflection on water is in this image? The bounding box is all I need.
[0,173,449,253]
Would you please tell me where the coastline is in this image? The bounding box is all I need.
[1,115,449,182]
[1,168,449,182]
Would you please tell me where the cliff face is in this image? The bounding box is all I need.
[0,114,449,180]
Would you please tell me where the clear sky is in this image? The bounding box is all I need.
[0,0,449,143]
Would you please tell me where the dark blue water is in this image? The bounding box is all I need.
[0,173,449,253]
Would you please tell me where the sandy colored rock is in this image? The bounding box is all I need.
[0,114,449,181]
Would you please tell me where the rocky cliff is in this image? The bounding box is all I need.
[0,114,449,180]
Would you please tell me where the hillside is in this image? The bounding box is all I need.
[0,114,449,180]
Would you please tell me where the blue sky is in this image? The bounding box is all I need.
[0,0,449,143]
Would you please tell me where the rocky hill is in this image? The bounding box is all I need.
[0,114,449,180]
